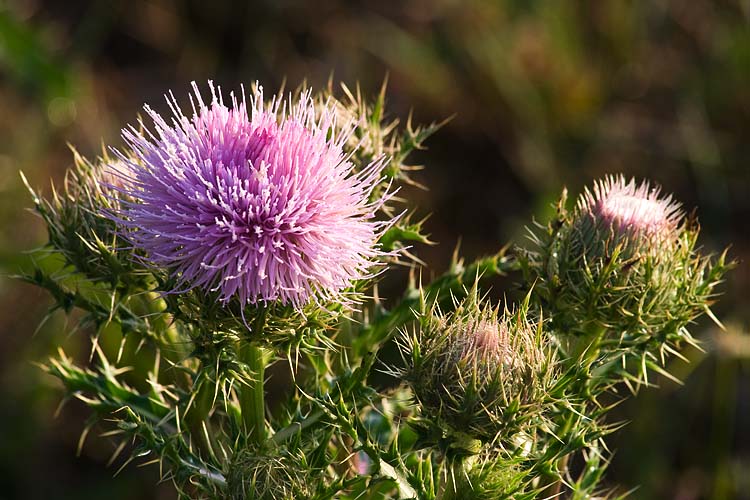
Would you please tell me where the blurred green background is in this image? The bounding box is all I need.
[1,1,748,498]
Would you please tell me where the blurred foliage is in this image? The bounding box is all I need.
[1,0,748,499]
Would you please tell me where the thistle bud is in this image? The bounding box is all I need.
[441,451,528,500]
[521,174,729,352]
[227,449,315,500]
[22,152,140,284]
[399,293,553,443]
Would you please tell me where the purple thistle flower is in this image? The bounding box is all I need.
[110,81,390,309]
[578,175,682,243]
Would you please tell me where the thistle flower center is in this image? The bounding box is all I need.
[580,176,682,244]
[462,321,509,362]
[596,193,670,237]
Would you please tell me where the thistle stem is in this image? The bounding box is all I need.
[240,308,268,445]
[440,456,478,500]
[240,343,268,445]
[142,291,192,389]
[187,379,216,456]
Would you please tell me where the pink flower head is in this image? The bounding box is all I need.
[579,175,682,243]
[110,81,391,309]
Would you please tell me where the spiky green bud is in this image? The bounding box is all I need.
[21,151,143,286]
[399,291,554,443]
[227,448,317,500]
[522,175,729,349]
[442,451,534,500]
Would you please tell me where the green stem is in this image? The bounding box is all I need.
[535,411,575,499]
[240,308,269,445]
[241,343,268,445]
[186,378,216,457]
[538,324,607,499]
[143,291,193,390]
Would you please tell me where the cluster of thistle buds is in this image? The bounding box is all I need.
[21,79,730,499]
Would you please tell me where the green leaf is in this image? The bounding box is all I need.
[379,459,417,499]
[378,221,433,252]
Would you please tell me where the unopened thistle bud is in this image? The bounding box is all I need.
[227,449,315,500]
[400,293,553,443]
[441,451,528,500]
[522,174,729,348]
[22,152,141,284]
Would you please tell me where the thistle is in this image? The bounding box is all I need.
[109,81,392,310]
[21,79,733,500]
[399,289,554,445]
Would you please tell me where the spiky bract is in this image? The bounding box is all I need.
[110,81,391,310]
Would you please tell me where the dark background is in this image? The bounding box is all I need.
[1,1,749,498]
